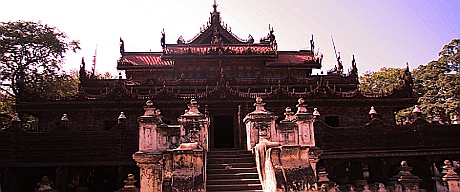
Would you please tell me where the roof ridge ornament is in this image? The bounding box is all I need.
[161,29,165,49]
[213,0,218,12]
[211,0,220,25]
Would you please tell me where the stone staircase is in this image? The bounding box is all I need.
[206,149,263,192]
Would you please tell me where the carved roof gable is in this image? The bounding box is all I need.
[178,3,250,45]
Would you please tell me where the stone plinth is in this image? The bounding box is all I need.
[132,151,163,192]
[162,149,205,191]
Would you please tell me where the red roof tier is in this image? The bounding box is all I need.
[119,53,173,66]
[266,51,321,68]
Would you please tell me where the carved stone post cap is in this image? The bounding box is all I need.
[185,99,201,115]
[396,160,415,174]
[285,107,291,112]
[412,105,421,113]
[61,114,69,121]
[118,112,127,120]
[296,98,308,114]
[313,108,320,116]
[256,97,263,104]
[190,98,198,105]
[401,160,408,166]
[453,114,459,120]
[452,114,459,124]
[11,113,21,122]
[298,98,305,104]
[146,100,154,106]
[369,106,377,115]
[38,176,52,184]
[123,174,137,187]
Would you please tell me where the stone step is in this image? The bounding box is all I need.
[207,149,261,191]
[208,150,252,154]
[206,191,263,192]
[207,162,256,169]
[206,183,262,191]
[208,157,254,163]
[207,153,254,158]
[207,172,259,180]
[207,178,260,185]
[207,167,258,174]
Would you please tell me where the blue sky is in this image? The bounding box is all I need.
[1,0,459,76]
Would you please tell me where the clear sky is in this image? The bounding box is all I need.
[1,0,459,76]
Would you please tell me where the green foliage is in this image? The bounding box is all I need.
[359,39,459,123]
[0,94,15,129]
[359,67,406,93]
[413,60,459,121]
[0,20,80,101]
[31,71,79,99]
[438,39,459,73]
[0,94,14,115]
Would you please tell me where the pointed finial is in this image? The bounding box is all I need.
[369,106,377,119]
[369,106,377,115]
[313,108,320,116]
[146,100,154,106]
[412,105,422,119]
[11,113,21,122]
[61,114,69,121]
[213,0,217,12]
[118,112,127,120]
[412,105,421,113]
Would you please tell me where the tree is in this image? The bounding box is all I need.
[412,39,459,122]
[439,39,459,73]
[359,39,460,123]
[359,67,406,93]
[0,20,80,102]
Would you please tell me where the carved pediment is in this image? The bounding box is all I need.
[175,3,250,45]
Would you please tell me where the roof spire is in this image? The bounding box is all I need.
[213,0,217,12]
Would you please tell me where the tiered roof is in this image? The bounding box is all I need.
[118,2,319,68]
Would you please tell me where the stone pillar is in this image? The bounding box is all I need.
[433,160,460,192]
[177,99,209,151]
[133,100,165,191]
[389,161,422,192]
[295,98,315,146]
[137,100,163,151]
[243,97,278,151]
[276,107,297,145]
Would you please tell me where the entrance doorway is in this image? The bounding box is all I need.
[213,115,234,148]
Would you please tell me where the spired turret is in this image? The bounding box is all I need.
[177,99,210,150]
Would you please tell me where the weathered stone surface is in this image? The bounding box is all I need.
[433,160,460,192]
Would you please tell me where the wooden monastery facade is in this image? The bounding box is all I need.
[1,3,459,192]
